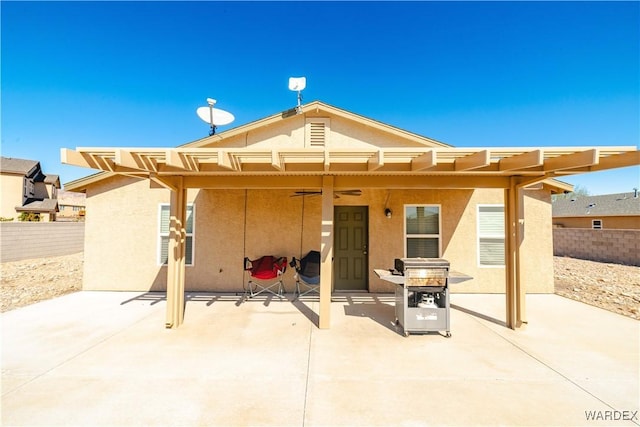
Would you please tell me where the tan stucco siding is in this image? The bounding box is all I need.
[200,115,306,149]
[83,176,172,291]
[364,188,506,294]
[200,112,432,151]
[553,216,640,230]
[520,190,555,293]
[328,115,429,149]
[0,175,24,219]
[186,189,320,292]
[81,181,555,294]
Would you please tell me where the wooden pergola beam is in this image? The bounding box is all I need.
[454,150,490,171]
[165,150,191,171]
[271,150,283,171]
[217,151,236,171]
[499,150,543,171]
[114,149,142,170]
[589,150,640,172]
[60,148,101,170]
[411,151,436,171]
[544,149,599,172]
[368,150,384,171]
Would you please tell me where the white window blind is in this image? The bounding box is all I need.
[159,204,194,265]
[405,205,440,258]
[478,205,504,266]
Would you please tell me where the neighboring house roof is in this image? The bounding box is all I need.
[1,156,61,213]
[0,157,39,176]
[44,174,61,188]
[553,191,640,217]
[16,198,59,213]
[0,157,59,188]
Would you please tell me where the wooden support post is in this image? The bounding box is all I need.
[504,181,517,329]
[319,176,334,329]
[165,180,187,329]
[515,182,526,326]
[504,178,525,329]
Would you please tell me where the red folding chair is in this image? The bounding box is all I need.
[244,256,287,299]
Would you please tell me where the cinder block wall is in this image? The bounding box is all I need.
[553,228,640,266]
[0,222,85,262]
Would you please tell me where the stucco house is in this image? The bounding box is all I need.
[62,101,639,329]
[0,157,60,222]
[553,191,640,229]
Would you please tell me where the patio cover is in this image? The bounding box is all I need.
[61,101,640,330]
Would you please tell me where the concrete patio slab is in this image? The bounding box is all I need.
[2,292,638,426]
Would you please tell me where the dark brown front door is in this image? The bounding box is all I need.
[333,206,368,291]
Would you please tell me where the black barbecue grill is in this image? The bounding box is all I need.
[394,258,451,337]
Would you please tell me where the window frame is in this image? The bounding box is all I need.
[477,204,505,268]
[158,203,195,267]
[403,204,442,258]
[592,219,603,230]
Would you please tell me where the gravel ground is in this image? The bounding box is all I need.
[1,254,638,319]
[554,256,639,319]
[1,253,83,313]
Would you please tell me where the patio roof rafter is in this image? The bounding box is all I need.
[62,146,638,180]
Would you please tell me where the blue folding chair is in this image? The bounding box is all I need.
[289,250,320,300]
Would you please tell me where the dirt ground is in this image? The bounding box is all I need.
[1,253,83,313]
[1,253,639,319]
[553,256,639,319]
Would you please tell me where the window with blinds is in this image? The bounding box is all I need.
[405,205,440,258]
[477,205,504,267]
[159,204,194,266]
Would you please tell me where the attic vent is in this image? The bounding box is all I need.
[305,118,330,148]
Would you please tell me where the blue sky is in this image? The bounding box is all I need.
[2,1,638,195]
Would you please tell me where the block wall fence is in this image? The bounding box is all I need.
[0,222,85,262]
[553,228,640,267]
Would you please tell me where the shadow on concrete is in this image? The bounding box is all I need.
[289,298,320,327]
[120,292,166,306]
[341,294,398,334]
[119,292,412,333]
[450,303,506,327]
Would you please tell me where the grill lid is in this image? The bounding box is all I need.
[395,258,450,273]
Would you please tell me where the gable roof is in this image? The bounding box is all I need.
[16,198,59,213]
[44,174,61,188]
[553,191,640,217]
[0,157,39,176]
[183,100,451,149]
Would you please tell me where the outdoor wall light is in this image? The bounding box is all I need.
[385,208,392,218]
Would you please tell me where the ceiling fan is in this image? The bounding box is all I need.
[291,189,362,199]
